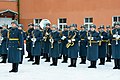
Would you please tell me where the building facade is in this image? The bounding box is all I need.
[0,0,120,30]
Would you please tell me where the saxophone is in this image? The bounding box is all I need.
[99,32,102,46]
[89,32,92,47]
[66,31,76,48]
[44,29,49,42]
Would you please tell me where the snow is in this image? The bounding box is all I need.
[0,45,120,80]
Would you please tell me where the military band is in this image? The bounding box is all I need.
[1,20,120,73]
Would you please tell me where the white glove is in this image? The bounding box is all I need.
[18,48,22,50]
[43,37,46,39]
[1,37,4,41]
[113,34,117,38]
[72,39,75,41]
[31,38,36,42]
[27,36,30,38]
[88,37,93,40]
[61,36,66,40]
[49,39,54,43]
[116,37,120,40]
[7,48,8,50]
[101,36,103,39]
[46,32,49,35]
[68,40,71,43]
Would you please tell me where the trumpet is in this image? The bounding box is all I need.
[89,33,92,47]
[66,32,76,48]
[99,32,102,46]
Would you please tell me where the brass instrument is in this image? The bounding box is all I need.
[108,30,112,45]
[99,32,102,46]
[49,33,54,48]
[66,31,76,48]
[32,31,36,47]
[44,30,49,42]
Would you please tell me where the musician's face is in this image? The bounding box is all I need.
[81,27,84,30]
[70,27,75,31]
[51,27,56,31]
[90,27,95,31]
[29,26,33,29]
[18,27,22,30]
[11,23,17,28]
[46,25,50,28]
[3,26,7,29]
[64,28,68,31]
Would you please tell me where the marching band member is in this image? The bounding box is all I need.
[49,25,60,66]
[98,25,108,65]
[67,24,79,67]
[18,24,26,64]
[26,23,34,61]
[0,24,8,63]
[79,25,87,64]
[106,25,112,62]
[87,24,101,68]
[8,20,23,72]
[61,25,69,63]
[43,23,52,62]
[112,22,120,69]
[31,24,43,65]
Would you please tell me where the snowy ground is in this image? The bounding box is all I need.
[0,45,120,80]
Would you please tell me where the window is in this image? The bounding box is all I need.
[84,17,93,30]
[34,18,42,24]
[58,18,67,31]
[112,16,120,26]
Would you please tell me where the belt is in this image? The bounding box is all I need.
[89,41,98,43]
[9,38,19,40]
[81,39,85,40]
[112,39,120,40]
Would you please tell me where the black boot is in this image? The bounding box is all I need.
[50,58,55,66]
[28,56,34,62]
[113,59,118,69]
[45,54,50,62]
[68,58,73,67]
[62,55,68,63]
[117,59,120,69]
[54,58,58,66]
[32,56,40,65]
[88,61,96,68]
[106,54,111,62]
[92,61,97,68]
[41,53,46,59]
[73,58,77,67]
[88,61,93,68]
[58,54,62,59]
[20,55,23,64]
[25,52,30,58]
[0,54,7,63]
[9,63,18,73]
[80,56,86,64]
[99,58,105,65]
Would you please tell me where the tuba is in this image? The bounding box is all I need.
[39,19,51,29]
[40,19,51,41]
